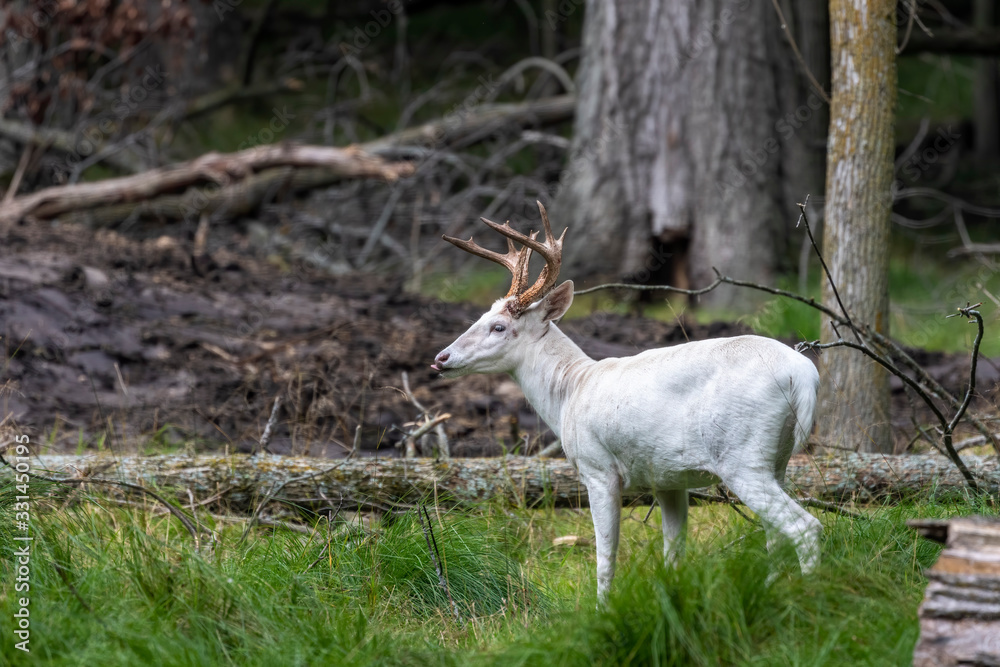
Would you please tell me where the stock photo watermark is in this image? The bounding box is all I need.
[1,2,56,55]
[716,91,825,199]
[335,0,413,56]
[9,434,33,653]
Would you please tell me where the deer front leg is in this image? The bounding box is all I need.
[655,489,688,565]
[584,469,622,604]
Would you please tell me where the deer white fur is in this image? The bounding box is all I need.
[433,203,822,601]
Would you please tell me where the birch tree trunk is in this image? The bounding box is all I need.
[554,0,787,307]
[817,0,897,453]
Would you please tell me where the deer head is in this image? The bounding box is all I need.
[432,201,573,377]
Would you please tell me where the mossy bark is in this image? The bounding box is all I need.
[818,0,897,453]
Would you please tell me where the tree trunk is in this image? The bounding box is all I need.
[817,0,896,453]
[974,0,1000,163]
[28,453,998,512]
[554,0,790,308]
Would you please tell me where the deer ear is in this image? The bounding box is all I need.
[541,280,574,322]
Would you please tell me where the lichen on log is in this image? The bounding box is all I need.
[22,452,1000,512]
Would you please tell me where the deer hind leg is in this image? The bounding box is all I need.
[583,469,622,604]
[655,488,688,565]
[721,472,821,574]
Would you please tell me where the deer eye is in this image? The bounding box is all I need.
[493,324,506,333]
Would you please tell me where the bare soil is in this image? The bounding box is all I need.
[2,219,996,457]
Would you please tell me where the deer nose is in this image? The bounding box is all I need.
[431,350,450,371]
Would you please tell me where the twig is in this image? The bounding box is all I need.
[350,425,361,459]
[53,561,94,613]
[2,143,33,204]
[210,512,313,535]
[860,323,999,452]
[768,0,830,104]
[257,396,282,455]
[796,339,949,427]
[574,275,725,297]
[796,317,980,490]
[796,197,866,347]
[691,487,863,520]
[418,504,462,624]
[401,371,450,458]
[897,0,918,54]
[799,496,865,519]
[482,56,576,103]
[304,500,345,573]
[716,485,757,524]
[938,304,986,485]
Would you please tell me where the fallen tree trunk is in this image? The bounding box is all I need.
[25,452,999,512]
[0,144,413,230]
[49,165,383,229]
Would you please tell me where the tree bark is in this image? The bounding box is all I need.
[27,453,999,512]
[554,0,803,308]
[911,516,1000,667]
[817,0,896,453]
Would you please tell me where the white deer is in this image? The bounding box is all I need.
[432,202,822,601]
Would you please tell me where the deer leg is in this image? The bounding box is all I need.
[584,471,622,604]
[721,473,821,574]
[655,489,688,565]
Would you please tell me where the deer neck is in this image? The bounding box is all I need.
[510,323,594,438]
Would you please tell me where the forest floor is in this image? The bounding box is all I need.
[2,218,997,457]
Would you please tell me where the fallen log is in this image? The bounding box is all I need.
[0,144,413,230]
[362,94,576,153]
[49,165,380,229]
[910,516,1000,667]
[24,452,999,512]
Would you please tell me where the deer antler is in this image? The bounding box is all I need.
[443,201,567,317]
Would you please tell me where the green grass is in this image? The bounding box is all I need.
[2,475,995,666]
